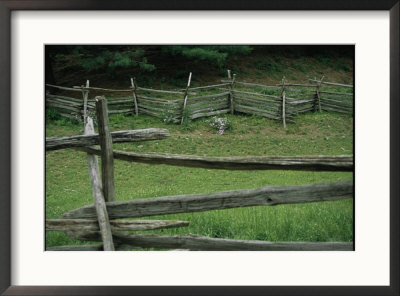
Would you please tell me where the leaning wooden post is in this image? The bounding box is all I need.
[227,70,235,115]
[84,117,115,251]
[281,77,286,128]
[130,77,139,116]
[315,75,324,112]
[95,96,116,202]
[180,72,192,125]
[81,80,90,126]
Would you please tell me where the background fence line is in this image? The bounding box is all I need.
[45,71,354,127]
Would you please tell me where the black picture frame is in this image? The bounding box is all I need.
[0,1,398,295]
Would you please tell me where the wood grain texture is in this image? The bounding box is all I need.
[46,243,143,251]
[46,219,189,232]
[77,147,353,171]
[84,117,115,251]
[95,97,115,203]
[46,128,170,151]
[46,244,104,251]
[67,232,354,251]
[62,180,353,220]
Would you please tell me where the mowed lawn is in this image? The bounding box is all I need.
[45,111,354,248]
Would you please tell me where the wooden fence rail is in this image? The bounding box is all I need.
[62,180,353,220]
[76,147,353,171]
[46,128,170,151]
[46,219,190,232]
[64,232,354,251]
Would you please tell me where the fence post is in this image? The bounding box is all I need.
[95,96,116,202]
[81,80,90,126]
[227,70,235,115]
[281,77,286,128]
[180,72,192,125]
[84,116,115,251]
[315,75,324,112]
[130,77,139,116]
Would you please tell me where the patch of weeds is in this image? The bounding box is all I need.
[161,108,177,125]
[46,108,61,121]
[180,107,193,131]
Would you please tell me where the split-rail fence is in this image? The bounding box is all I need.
[45,72,353,128]
[45,96,354,251]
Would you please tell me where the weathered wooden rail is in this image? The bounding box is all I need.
[62,180,352,220]
[45,72,353,128]
[46,97,354,251]
[46,219,190,232]
[46,128,170,151]
[63,233,354,251]
[76,147,353,171]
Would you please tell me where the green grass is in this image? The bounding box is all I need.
[46,111,353,249]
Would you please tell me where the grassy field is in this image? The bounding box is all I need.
[45,110,353,249]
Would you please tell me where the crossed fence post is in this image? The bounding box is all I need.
[82,96,116,250]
